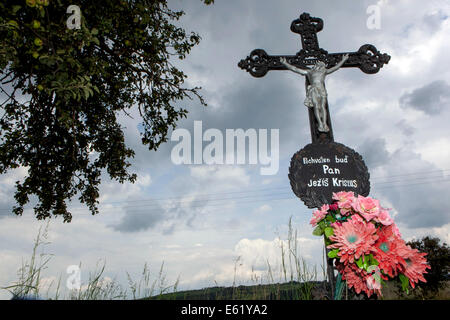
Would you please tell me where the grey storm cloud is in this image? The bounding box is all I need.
[2,0,449,238]
[370,145,450,229]
[112,208,165,233]
[357,138,391,169]
[176,77,309,150]
[126,74,311,176]
[120,0,395,172]
[399,80,450,115]
[422,10,448,33]
[114,2,450,234]
[396,120,415,137]
[111,194,211,233]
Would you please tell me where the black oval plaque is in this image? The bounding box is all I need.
[289,141,370,209]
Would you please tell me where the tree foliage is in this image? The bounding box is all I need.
[406,236,449,297]
[0,0,212,221]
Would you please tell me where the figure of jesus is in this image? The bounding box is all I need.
[280,54,349,132]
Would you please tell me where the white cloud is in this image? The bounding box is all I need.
[190,166,250,189]
[254,204,272,214]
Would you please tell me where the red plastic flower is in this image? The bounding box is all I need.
[329,203,339,211]
[336,262,381,297]
[373,225,407,277]
[311,192,431,298]
[398,245,430,288]
[328,217,378,264]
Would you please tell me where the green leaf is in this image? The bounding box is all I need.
[318,220,326,230]
[83,87,90,100]
[328,249,339,259]
[399,274,410,294]
[12,5,22,14]
[368,254,379,266]
[324,227,334,238]
[312,226,324,236]
[0,0,208,223]
[356,257,364,269]
[358,255,370,270]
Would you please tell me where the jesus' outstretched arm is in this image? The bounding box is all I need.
[326,53,349,74]
[280,57,309,76]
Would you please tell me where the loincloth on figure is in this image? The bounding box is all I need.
[304,85,328,108]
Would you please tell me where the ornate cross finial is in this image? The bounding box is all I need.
[238,13,390,78]
[290,12,324,52]
[238,12,391,143]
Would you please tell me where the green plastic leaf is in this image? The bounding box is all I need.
[312,226,324,236]
[328,249,339,259]
[359,255,370,270]
[324,227,334,238]
[399,274,409,294]
[356,257,363,269]
[368,254,379,266]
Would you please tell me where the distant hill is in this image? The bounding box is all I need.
[144,280,450,300]
[145,281,332,300]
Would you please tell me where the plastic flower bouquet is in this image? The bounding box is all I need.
[311,191,430,298]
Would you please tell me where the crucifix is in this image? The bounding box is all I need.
[238,12,390,143]
[238,12,390,299]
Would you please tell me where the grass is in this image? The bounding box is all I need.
[1,222,176,300]
[2,222,55,299]
[2,218,323,300]
[2,218,448,300]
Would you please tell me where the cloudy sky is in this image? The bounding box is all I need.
[1,0,450,299]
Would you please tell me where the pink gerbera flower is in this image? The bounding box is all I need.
[373,225,407,277]
[332,191,355,215]
[310,204,329,227]
[352,195,381,222]
[398,245,430,288]
[328,217,378,264]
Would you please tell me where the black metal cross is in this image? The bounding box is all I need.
[238,12,391,299]
[238,12,391,143]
